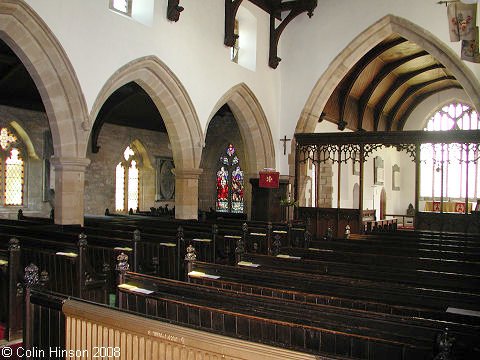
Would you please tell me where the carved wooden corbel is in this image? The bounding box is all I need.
[167,0,184,22]
[269,0,317,68]
[225,0,244,47]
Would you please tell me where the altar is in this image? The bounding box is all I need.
[424,201,473,213]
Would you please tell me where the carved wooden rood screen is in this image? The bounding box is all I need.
[294,130,480,237]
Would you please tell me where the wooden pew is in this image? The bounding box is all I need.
[0,238,22,341]
[118,272,444,360]
[240,253,480,300]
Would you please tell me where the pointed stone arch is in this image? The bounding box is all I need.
[90,56,203,219]
[207,83,275,174]
[0,0,89,157]
[90,56,203,170]
[297,14,480,133]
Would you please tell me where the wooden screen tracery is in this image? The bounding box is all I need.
[295,129,480,234]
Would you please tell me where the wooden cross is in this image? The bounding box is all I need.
[280,135,291,155]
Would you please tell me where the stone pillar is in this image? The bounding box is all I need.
[51,157,90,225]
[318,162,333,208]
[174,167,203,220]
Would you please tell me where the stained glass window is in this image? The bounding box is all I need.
[5,148,23,205]
[115,145,140,213]
[420,102,480,204]
[216,144,244,213]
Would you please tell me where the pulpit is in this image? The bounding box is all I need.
[250,178,289,222]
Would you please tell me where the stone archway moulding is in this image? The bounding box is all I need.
[207,83,276,174]
[296,14,480,134]
[90,56,203,171]
[0,0,89,158]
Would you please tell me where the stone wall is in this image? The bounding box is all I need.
[0,105,51,218]
[85,123,173,215]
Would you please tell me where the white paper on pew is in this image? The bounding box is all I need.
[130,287,154,295]
[276,254,301,260]
[114,247,133,251]
[224,235,241,239]
[249,232,266,236]
[273,230,287,234]
[160,242,176,247]
[56,252,78,258]
[308,248,333,252]
[188,271,220,279]
[117,283,154,294]
[446,307,480,318]
[0,260,8,266]
[237,261,260,267]
[118,283,136,290]
[193,238,212,243]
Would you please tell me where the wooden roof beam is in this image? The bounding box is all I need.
[395,85,463,131]
[340,38,407,130]
[384,76,456,131]
[357,50,429,130]
[167,0,184,22]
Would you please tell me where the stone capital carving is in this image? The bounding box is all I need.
[173,167,203,180]
[50,156,91,172]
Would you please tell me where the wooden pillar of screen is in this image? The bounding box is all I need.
[359,145,364,213]
[337,146,341,208]
[465,143,469,215]
[414,143,420,226]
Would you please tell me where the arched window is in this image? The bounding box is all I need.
[216,144,244,213]
[115,145,140,212]
[420,102,480,203]
[0,127,25,206]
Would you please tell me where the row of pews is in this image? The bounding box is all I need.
[1,214,479,359]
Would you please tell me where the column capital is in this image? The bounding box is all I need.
[173,167,203,179]
[50,156,90,171]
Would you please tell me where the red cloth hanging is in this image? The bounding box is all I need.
[259,171,279,188]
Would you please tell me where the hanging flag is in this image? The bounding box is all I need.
[448,2,477,42]
[259,170,280,188]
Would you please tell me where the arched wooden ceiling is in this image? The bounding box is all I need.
[324,34,463,132]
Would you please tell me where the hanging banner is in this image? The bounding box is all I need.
[448,2,477,42]
[259,171,280,188]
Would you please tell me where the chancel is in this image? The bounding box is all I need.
[0,0,479,359]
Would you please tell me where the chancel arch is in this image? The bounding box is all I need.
[89,56,203,219]
[296,14,480,134]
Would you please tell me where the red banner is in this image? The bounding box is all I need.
[259,171,279,188]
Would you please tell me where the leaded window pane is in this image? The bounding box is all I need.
[128,159,139,211]
[115,163,125,211]
[5,148,23,206]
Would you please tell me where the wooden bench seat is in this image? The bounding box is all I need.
[118,272,443,359]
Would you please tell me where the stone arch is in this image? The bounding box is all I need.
[9,120,39,160]
[90,56,203,170]
[297,14,480,133]
[0,0,89,157]
[207,83,275,174]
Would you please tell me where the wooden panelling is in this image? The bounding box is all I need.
[63,299,316,360]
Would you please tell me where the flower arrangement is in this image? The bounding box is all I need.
[280,198,298,207]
